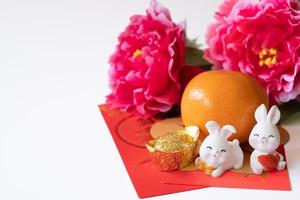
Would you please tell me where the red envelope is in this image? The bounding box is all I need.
[99,104,291,198]
[99,105,207,198]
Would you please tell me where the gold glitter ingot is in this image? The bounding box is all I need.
[195,158,215,175]
[146,126,199,171]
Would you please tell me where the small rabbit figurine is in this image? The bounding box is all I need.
[195,121,244,177]
[249,104,286,174]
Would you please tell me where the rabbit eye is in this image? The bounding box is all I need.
[254,134,259,137]
[268,135,274,138]
[221,149,226,153]
[206,146,212,150]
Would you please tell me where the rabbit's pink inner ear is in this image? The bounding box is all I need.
[254,104,268,123]
[267,105,281,125]
[205,121,220,135]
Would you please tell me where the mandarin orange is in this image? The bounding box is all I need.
[181,70,268,144]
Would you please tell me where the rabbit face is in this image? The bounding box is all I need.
[200,135,233,166]
[249,104,281,153]
[249,123,280,153]
[199,121,236,167]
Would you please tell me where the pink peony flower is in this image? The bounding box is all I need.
[204,0,300,104]
[106,0,186,117]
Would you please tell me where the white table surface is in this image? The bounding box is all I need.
[1,0,300,199]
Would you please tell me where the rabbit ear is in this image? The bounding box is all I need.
[267,105,281,125]
[220,125,236,139]
[205,121,220,135]
[254,104,268,123]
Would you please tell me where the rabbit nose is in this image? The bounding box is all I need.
[213,151,220,157]
[261,137,268,144]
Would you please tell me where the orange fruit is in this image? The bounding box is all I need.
[181,70,268,144]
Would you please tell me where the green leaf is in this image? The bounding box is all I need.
[279,100,300,124]
[185,47,213,70]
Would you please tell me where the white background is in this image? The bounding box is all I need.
[0,0,300,199]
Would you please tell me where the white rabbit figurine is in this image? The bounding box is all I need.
[195,121,244,177]
[249,104,286,174]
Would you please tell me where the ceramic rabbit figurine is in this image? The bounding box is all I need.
[249,104,286,174]
[195,121,244,177]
